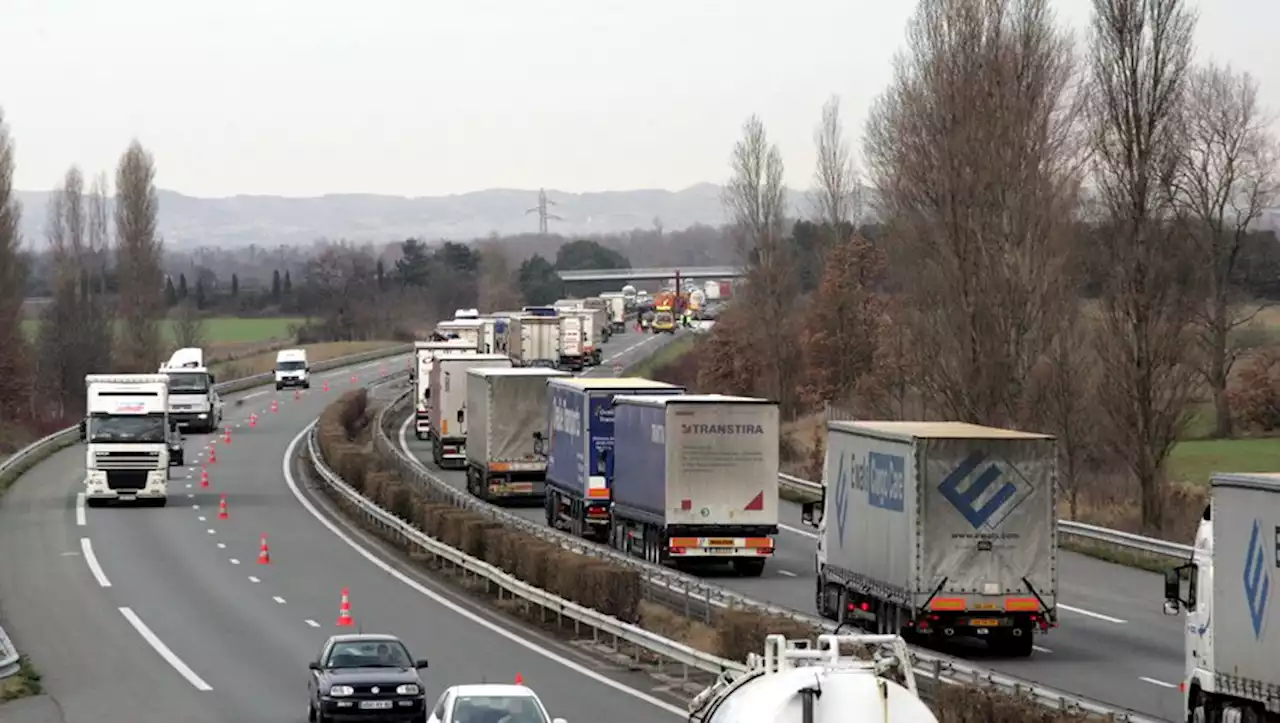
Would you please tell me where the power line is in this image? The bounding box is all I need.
[525,188,563,236]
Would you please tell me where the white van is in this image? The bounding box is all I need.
[274,349,310,390]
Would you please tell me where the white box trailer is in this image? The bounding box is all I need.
[802,421,1058,657]
[436,319,484,349]
[558,315,587,371]
[518,315,560,368]
[577,307,609,364]
[610,394,780,577]
[427,353,513,469]
[466,367,571,503]
[413,339,477,440]
[599,292,627,333]
[1165,473,1280,721]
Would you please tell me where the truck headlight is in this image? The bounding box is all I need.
[396,684,420,695]
[329,685,354,697]
[198,413,208,419]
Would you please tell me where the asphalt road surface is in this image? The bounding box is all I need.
[394,333,1185,722]
[0,347,686,723]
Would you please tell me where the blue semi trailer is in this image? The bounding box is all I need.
[544,377,685,540]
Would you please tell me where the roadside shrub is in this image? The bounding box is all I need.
[714,610,819,662]
[1230,348,1280,432]
[932,684,1093,723]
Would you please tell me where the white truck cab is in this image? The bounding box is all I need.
[1165,472,1280,723]
[80,374,173,507]
[275,348,310,390]
[159,347,223,433]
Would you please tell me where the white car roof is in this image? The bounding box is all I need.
[448,684,539,698]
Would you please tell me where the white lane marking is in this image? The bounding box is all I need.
[1140,676,1177,689]
[777,569,797,577]
[75,493,86,526]
[118,607,213,691]
[273,596,286,604]
[80,538,111,587]
[198,516,206,522]
[217,543,226,549]
[230,558,240,565]
[248,576,261,583]
[192,504,200,509]
[1059,604,1126,624]
[241,390,268,400]
[305,619,321,628]
[1033,645,1052,654]
[283,425,686,717]
[186,483,192,489]
[207,529,216,535]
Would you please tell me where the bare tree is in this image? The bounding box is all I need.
[1168,63,1278,438]
[812,95,860,233]
[476,242,523,312]
[721,115,798,410]
[864,0,1085,427]
[0,108,31,423]
[1087,0,1199,533]
[114,140,166,371]
[87,171,111,293]
[171,301,205,348]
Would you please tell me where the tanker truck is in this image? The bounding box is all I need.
[688,633,937,723]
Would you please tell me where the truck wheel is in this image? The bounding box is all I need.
[431,439,442,467]
[733,558,766,577]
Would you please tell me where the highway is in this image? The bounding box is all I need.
[393,336,1186,722]
[0,337,686,723]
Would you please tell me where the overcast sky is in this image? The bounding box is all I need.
[1,0,1276,198]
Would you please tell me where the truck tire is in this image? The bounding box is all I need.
[431,438,443,468]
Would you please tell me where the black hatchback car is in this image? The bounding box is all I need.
[308,634,429,723]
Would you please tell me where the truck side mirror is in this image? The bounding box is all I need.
[78,419,86,440]
[801,501,823,527]
[1164,563,1196,614]
[457,409,464,424]
[208,375,216,385]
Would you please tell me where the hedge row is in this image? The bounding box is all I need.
[314,391,1103,722]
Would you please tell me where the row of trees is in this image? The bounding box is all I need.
[704,0,1278,535]
[0,110,166,427]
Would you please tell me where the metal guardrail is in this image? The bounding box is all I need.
[308,421,748,680]
[0,342,414,680]
[777,473,1194,560]
[363,387,1163,721]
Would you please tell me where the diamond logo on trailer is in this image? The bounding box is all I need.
[937,451,1032,531]
[1243,518,1271,640]
[832,453,851,547]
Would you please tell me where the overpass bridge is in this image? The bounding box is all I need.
[556,265,744,282]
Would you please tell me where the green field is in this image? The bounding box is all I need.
[21,316,305,345]
[1168,437,1280,486]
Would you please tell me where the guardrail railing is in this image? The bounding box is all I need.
[366,387,1161,721]
[0,342,415,681]
[776,473,1195,560]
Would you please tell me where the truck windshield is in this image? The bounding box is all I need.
[276,361,306,371]
[654,312,673,324]
[167,372,210,393]
[88,415,167,443]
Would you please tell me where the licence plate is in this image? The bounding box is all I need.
[969,619,1000,627]
[707,547,738,555]
[360,700,393,710]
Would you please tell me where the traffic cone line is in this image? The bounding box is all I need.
[271,399,280,413]
[223,426,232,444]
[208,446,217,464]
[257,534,271,565]
[336,587,354,626]
[514,673,524,685]
[323,380,330,393]
[200,467,210,488]
[350,374,358,384]
[249,414,257,428]
[217,494,229,520]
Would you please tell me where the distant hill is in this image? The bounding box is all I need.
[14,184,818,250]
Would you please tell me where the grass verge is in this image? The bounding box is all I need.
[21,315,306,344]
[210,341,400,380]
[0,656,42,702]
[314,389,1109,721]
[623,333,697,378]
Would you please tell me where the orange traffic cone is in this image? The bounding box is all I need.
[350,374,357,384]
[271,399,280,413]
[249,414,257,428]
[257,534,271,564]
[200,467,210,488]
[294,389,301,401]
[208,445,217,464]
[323,380,330,393]
[223,426,232,444]
[514,673,524,685]
[336,588,354,626]
[217,493,229,520]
